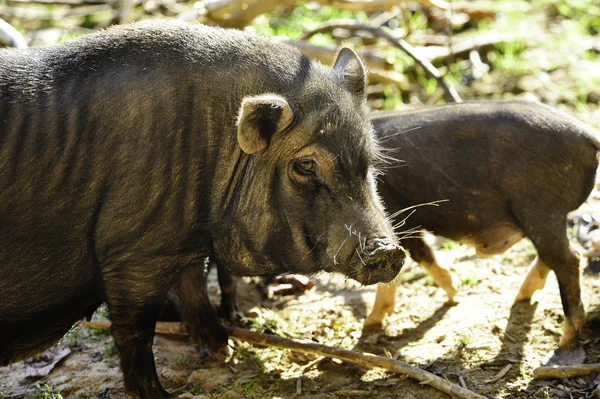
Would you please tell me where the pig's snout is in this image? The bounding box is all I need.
[364,238,396,255]
[357,238,406,285]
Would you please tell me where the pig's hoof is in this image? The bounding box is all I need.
[444,298,459,306]
[444,275,461,303]
[513,293,530,303]
[543,345,586,366]
[363,319,383,330]
[217,305,240,322]
[363,312,386,329]
[203,343,231,362]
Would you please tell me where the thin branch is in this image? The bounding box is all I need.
[6,0,114,5]
[483,364,511,384]
[533,364,600,380]
[79,321,488,399]
[80,320,187,336]
[300,23,462,103]
[418,33,523,65]
[292,40,394,72]
[0,4,112,20]
[0,18,26,48]
[314,0,449,12]
[229,327,487,399]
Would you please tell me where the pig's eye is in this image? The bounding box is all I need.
[294,159,317,176]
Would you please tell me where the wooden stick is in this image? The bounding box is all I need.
[80,320,188,336]
[0,4,112,20]
[316,0,450,12]
[533,364,600,380]
[299,23,462,103]
[199,0,448,28]
[230,327,486,399]
[291,40,394,72]
[6,0,114,6]
[417,33,522,65]
[0,18,26,48]
[79,321,487,398]
[483,364,511,384]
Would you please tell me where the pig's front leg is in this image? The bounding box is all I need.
[215,260,239,321]
[173,262,230,360]
[103,258,174,399]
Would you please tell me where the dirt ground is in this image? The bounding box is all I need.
[1,169,599,398]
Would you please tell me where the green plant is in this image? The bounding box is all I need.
[237,346,265,372]
[519,362,527,379]
[35,385,63,399]
[248,312,285,337]
[63,328,80,349]
[189,382,203,395]
[454,333,471,350]
[103,343,118,358]
[216,386,228,397]
[244,378,258,399]
[172,352,192,367]
[459,274,481,286]
[423,276,436,287]
[441,240,459,251]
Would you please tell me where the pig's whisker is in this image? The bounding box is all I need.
[355,248,366,266]
[309,232,326,253]
[345,224,353,237]
[333,238,349,265]
[392,209,417,229]
[373,151,402,165]
[393,227,422,239]
[388,199,449,220]
[380,163,407,170]
[397,234,423,241]
[378,125,423,143]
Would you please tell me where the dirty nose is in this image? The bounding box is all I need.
[364,238,395,255]
[358,238,406,285]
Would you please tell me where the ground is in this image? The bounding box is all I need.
[1,174,599,398]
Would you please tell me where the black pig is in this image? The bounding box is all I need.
[364,100,599,358]
[0,20,406,398]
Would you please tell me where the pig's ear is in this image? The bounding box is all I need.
[333,47,367,98]
[236,94,294,154]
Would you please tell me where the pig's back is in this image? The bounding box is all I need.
[371,101,599,234]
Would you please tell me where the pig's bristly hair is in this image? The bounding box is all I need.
[386,200,450,236]
[388,199,450,220]
[370,134,402,175]
[371,125,425,173]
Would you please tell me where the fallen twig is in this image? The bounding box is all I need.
[292,40,394,72]
[231,327,486,398]
[484,364,512,384]
[80,320,187,336]
[79,321,487,399]
[533,364,600,380]
[416,33,523,65]
[367,70,410,90]
[0,18,26,48]
[0,4,112,20]
[300,23,462,103]
[6,0,114,5]
[315,0,449,12]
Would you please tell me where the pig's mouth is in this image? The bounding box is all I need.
[345,241,406,285]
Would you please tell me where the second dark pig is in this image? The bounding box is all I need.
[364,100,599,358]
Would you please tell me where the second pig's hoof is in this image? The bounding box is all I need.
[543,345,586,366]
